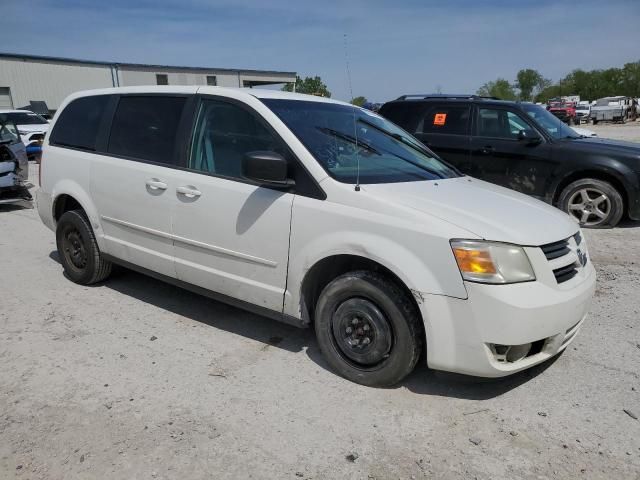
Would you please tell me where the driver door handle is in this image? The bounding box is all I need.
[176,186,202,198]
[480,146,495,155]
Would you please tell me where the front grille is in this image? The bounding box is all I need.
[541,239,570,260]
[540,233,586,285]
[553,263,578,283]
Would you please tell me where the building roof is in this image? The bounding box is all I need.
[0,52,296,77]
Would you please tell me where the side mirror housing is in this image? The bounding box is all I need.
[242,151,294,188]
[517,129,542,144]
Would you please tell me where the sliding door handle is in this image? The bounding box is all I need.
[146,178,167,190]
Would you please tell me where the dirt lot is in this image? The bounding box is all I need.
[1,158,639,480]
[578,118,640,143]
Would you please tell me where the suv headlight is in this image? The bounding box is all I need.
[450,240,535,284]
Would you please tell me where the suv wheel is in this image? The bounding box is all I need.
[56,210,112,284]
[314,271,423,387]
[558,178,624,228]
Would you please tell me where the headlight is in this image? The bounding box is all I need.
[450,240,535,284]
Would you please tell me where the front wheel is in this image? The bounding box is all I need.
[314,271,423,387]
[558,179,624,228]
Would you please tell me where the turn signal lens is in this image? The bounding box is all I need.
[450,240,536,284]
[452,248,496,274]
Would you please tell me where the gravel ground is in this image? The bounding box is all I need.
[578,119,640,143]
[1,163,639,480]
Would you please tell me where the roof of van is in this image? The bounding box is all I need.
[62,86,350,106]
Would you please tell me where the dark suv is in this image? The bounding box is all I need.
[379,94,640,228]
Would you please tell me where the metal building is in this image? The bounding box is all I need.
[0,52,296,113]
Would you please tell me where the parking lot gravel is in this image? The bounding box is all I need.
[1,162,639,480]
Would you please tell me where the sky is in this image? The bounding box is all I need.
[1,0,639,102]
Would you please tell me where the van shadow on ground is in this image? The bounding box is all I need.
[49,250,559,400]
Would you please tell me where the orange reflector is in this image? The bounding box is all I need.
[452,248,496,274]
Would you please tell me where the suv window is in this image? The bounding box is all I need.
[416,105,470,135]
[189,99,286,179]
[108,96,186,165]
[50,95,109,151]
[476,108,535,139]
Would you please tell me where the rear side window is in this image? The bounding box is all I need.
[378,102,424,132]
[416,105,470,135]
[50,95,109,150]
[107,96,186,165]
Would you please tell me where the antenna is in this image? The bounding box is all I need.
[343,33,360,192]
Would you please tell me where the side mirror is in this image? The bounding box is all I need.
[242,151,294,188]
[517,130,541,144]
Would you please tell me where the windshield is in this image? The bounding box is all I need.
[521,104,580,139]
[261,99,460,184]
[5,112,48,125]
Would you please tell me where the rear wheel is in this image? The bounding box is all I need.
[558,178,624,228]
[314,271,423,387]
[56,210,112,284]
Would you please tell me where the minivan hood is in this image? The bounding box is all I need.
[362,177,578,246]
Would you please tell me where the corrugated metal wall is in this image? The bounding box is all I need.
[0,58,113,110]
[0,56,296,112]
[118,68,241,88]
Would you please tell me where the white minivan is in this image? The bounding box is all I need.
[37,86,596,386]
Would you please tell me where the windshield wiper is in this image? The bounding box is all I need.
[316,127,380,154]
[358,118,430,155]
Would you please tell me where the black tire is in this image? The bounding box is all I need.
[558,178,624,228]
[592,118,598,125]
[314,271,423,387]
[56,209,112,284]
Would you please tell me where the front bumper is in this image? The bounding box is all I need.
[419,258,596,378]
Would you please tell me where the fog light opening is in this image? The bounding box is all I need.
[490,343,533,363]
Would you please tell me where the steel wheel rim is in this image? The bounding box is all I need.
[567,188,611,226]
[330,298,393,367]
[62,227,87,271]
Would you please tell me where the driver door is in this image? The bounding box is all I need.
[469,106,552,199]
[171,97,294,312]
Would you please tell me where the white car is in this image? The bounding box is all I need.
[0,114,31,203]
[36,87,596,386]
[575,104,591,124]
[0,110,49,159]
[571,126,597,137]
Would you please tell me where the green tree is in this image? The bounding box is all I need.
[282,75,331,97]
[476,78,517,100]
[350,96,367,106]
[515,69,544,101]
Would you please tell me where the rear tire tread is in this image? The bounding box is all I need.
[56,209,112,284]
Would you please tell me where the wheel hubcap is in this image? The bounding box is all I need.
[331,298,392,366]
[567,188,611,226]
[63,229,87,269]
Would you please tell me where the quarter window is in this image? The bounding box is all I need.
[49,95,109,150]
[189,100,286,179]
[107,96,186,165]
[417,105,470,135]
